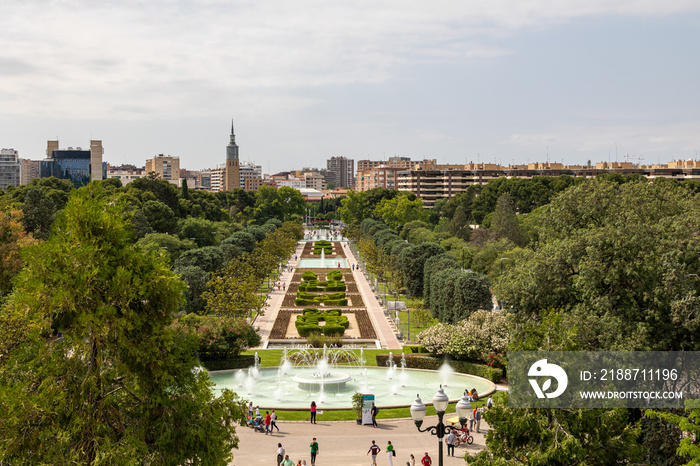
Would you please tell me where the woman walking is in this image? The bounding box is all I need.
[386,441,395,466]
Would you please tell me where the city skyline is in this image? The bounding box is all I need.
[1,1,699,171]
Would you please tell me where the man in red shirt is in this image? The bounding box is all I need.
[265,411,272,435]
[421,452,432,465]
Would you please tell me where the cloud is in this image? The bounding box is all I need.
[2,0,699,120]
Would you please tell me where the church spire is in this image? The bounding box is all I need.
[229,119,236,145]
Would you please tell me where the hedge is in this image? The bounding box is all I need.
[298,280,346,292]
[375,353,503,383]
[295,309,349,336]
[326,270,343,281]
[199,355,256,371]
[302,271,318,281]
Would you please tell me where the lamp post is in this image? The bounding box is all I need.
[410,388,473,466]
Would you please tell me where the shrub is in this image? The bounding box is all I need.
[200,355,256,371]
[297,324,323,337]
[295,310,348,336]
[376,353,503,383]
[326,270,343,281]
[321,324,345,336]
[302,271,318,281]
[174,314,260,361]
[306,333,343,348]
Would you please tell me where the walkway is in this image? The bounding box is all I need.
[229,415,489,465]
[342,241,402,350]
[254,238,402,350]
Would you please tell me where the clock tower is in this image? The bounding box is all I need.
[224,120,240,191]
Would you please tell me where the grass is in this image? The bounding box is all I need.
[240,348,411,368]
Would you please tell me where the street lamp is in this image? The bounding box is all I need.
[410,388,473,466]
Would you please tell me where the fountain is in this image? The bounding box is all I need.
[320,248,326,268]
[208,349,494,409]
[439,359,454,386]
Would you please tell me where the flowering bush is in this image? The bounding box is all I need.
[416,309,510,363]
[174,314,261,361]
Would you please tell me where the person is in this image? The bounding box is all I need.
[297,461,302,466]
[421,452,432,466]
[310,437,319,466]
[386,440,395,466]
[248,401,254,417]
[371,402,379,428]
[265,411,272,434]
[281,455,294,466]
[446,430,456,457]
[475,407,482,433]
[310,401,317,424]
[367,440,381,466]
[283,283,286,291]
[468,409,475,431]
[271,409,280,432]
[276,443,285,466]
[487,395,493,409]
[407,454,415,466]
[255,405,260,417]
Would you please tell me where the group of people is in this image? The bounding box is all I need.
[276,438,319,466]
[246,403,280,435]
[367,440,432,466]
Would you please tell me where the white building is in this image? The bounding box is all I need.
[0,149,20,190]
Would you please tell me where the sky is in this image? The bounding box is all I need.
[1,0,699,172]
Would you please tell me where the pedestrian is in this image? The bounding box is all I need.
[310,401,317,424]
[283,283,286,291]
[386,440,395,466]
[310,437,319,466]
[407,454,415,466]
[367,440,381,466]
[281,454,294,466]
[248,401,253,417]
[276,443,285,466]
[468,409,474,431]
[475,407,482,433]
[420,452,432,466]
[278,284,281,291]
[371,402,379,428]
[255,405,260,418]
[265,411,272,434]
[446,430,456,456]
[271,409,280,432]
[487,395,493,409]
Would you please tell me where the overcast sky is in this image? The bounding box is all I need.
[2,0,699,172]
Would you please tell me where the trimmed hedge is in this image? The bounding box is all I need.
[294,291,348,306]
[199,355,256,371]
[298,280,346,292]
[376,354,503,383]
[295,309,349,337]
[326,270,343,281]
[302,271,318,281]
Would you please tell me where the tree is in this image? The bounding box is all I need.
[0,209,37,297]
[497,180,700,351]
[452,271,492,322]
[277,186,305,220]
[141,200,178,234]
[423,253,460,312]
[176,246,226,273]
[0,185,245,464]
[177,217,221,247]
[374,194,429,230]
[176,265,210,314]
[204,254,264,318]
[399,242,444,298]
[136,233,196,265]
[490,193,526,247]
[399,220,431,240]
[21,188,56,240]
[223,231,256,254]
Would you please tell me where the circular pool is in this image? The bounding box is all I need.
[208,366,495,409]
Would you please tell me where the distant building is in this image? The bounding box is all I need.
[0,149,20,190]
[326,156,354,187]
[240,160,262,189]
[356,166,404,191]
[20,158,41,185]
[42,140,105,188]
[302,170,326,190]
[106,164,145,186]
[224,121,240,191]
[145,154,180,182]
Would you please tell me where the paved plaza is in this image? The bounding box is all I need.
[229,415,488,465]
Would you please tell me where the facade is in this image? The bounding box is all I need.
[303,171,326,190]
[224,121,240,191]
[42,140,105,188]
[275,178,306,189]
[20,159,41,185]
[356,156,437,171]
[145,154,180,181]
[326,156,354,187]
[356,166,404,191]
[106,164,145,186]
[0,149,21,190]
[239,160,262,189]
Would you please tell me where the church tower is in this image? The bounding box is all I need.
[224,120,240,191]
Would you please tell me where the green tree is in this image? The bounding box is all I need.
[423,253,460,312]
[490,193,526,247]
[177,217,221,247]
[374,194,429,230]
[0,209,37,297]
[204,254,264,318]
[0,185,245,464]
[223,231,257,254]
[176,265,210,314]
[277,186,305,220]
[452,271,492,322]
[141,200,178,234]
[21,188,57,240]
[136,233,196,265]
[399,242,444,298]
[176,246,226,273]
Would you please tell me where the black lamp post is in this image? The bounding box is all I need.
[410,388,473,466]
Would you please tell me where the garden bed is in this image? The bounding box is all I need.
[270,309,378,340]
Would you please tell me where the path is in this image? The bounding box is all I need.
[342,241,402,350]
[229,415,489,466]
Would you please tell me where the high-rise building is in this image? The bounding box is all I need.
[145,154,180,182]
[20,158,41,185]
[240,160,262,189]
[0,149,21,190]
[224,120,240,191]
[326,156,354,187]
[42,140,105,188]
